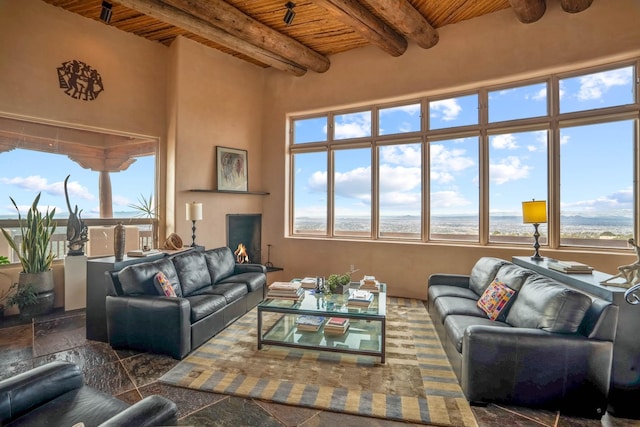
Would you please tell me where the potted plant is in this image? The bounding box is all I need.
[128,193,158,249]
[5,282,38,319]
[0,193,57,318]
[326,272,352,294]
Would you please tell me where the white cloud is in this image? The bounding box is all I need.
[530,87,547,101]
[490,156,531,184]
[562,187,634,212]
[307,170,327,192]
[0,175,94,202]
[430,190,472,208]
[334,166,371,201]
[429,143,475,184]
[334,112,371,139]
[380,103,420,116]
[560,135,570,145]
[430,99,462,122]
[379,164,420,193]
[491,134,518,150]
[380,145,421,167]
[577,68,632,101]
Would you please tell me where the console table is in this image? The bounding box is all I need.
[86,253,165,342]
[512,256,640,418]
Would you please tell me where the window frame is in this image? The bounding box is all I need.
[287,59,640,252]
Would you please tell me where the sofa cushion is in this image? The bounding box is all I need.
[218,272,266,293]
[494,263,534,292]
[434,297,486,323]
[171,251,211,296]
[469,257,509,296]
[118,258,181,297]
[184,294,227,323]
[477,280,516,321]
[154,272,177,297]
[444,314,512,352]
[204,247,236,283]
[202,282,248,304]
[428,286,479,303]
[506,275,592,333]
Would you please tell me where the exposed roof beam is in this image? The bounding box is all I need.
[116,0,309,76]
[157,0,330,73]
[313,0,408,57]
[363,0,438,49]
[560,0,594,13]
[508,0,546,23]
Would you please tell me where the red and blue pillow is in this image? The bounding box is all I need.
[477,279,516,321]
[154,271,177,297]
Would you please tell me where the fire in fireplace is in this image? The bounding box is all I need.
[234,243,250,263]
[226,214,261,264]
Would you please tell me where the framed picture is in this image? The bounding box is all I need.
[216,146,248,192]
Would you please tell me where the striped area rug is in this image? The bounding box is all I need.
[159,298,478,427]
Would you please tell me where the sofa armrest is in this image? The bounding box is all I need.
[106,295,191,359]
[234,263,267,274]
[462,325,612,418]
[428,273,470,288]
[0,361,83,424]
[98,395,178,427]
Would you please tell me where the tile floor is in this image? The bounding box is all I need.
[0,309,638,427]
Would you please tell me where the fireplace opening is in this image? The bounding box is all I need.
[226,214,261,264]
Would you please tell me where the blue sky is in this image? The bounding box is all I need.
[293,65,635,220]
[0,150,155,218]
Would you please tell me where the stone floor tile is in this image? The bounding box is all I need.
[139,381,226,419]
[255,400,321,427]
[115,388,143,406]
[120,352,179,387]
[471,404,553,427]
[33,314,87,356]
[32,340,119,372]
[299,410,424,427]
[177,396,285,426]
[84,360,136,396]
[0,323,33,365]
[0,359,34,381]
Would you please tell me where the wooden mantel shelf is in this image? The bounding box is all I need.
[188,189,270,195]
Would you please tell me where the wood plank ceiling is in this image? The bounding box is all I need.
[42,0,594,76]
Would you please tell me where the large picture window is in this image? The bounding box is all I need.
[288,60,639,251]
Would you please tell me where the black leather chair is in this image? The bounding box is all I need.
[0,361,178,426]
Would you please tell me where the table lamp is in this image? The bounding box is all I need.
[186,201,203,247]
[522,200,547,261]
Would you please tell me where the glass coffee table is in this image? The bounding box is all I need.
[257,283,387,363]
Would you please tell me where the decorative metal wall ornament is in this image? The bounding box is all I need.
[56,59,104,101]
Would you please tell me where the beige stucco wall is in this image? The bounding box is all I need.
[168,36,265,249]
[261,0,640,299]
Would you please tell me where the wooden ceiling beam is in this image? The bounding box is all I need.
[508,0,546,23]
[313,0,408,57]
[363,0,438,49]
[155,0,330,73]
[560,0,594,13]
[115,0,309,76]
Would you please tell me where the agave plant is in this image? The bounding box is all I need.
[0,194,57,273]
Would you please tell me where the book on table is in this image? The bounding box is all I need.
[295,315,325,332]
[547,260,594,274]
[266,287,304,300]
[269,281,302,291]
[348,289,374,306]
[126,249,161,257]
[359,275,380,292]
[299,277,318,289]
[324,317,350,335]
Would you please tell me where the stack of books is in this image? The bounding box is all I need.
[300,277,318,289]
[267,281,304,300]
[295,315,325,332]
[547,260,594,274]
[323,317,350,335]
[348,289,374,307]
[359,275,380,292]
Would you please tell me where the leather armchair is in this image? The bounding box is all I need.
[0,361,177,426]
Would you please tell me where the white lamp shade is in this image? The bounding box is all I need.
[522,200,547,224]
[186,202,203,221]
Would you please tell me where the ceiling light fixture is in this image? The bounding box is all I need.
[283,2,296,26]
[100,1,113,24]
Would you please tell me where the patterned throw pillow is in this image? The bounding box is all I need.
[477,279,516,321]
[154,271,177,297]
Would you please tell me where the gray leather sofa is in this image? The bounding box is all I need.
[105,246,266,359]
[428,257,618,418]
[0,361,177,426]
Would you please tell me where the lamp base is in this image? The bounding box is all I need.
[530,223,543,261]
[530,254,544,261]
